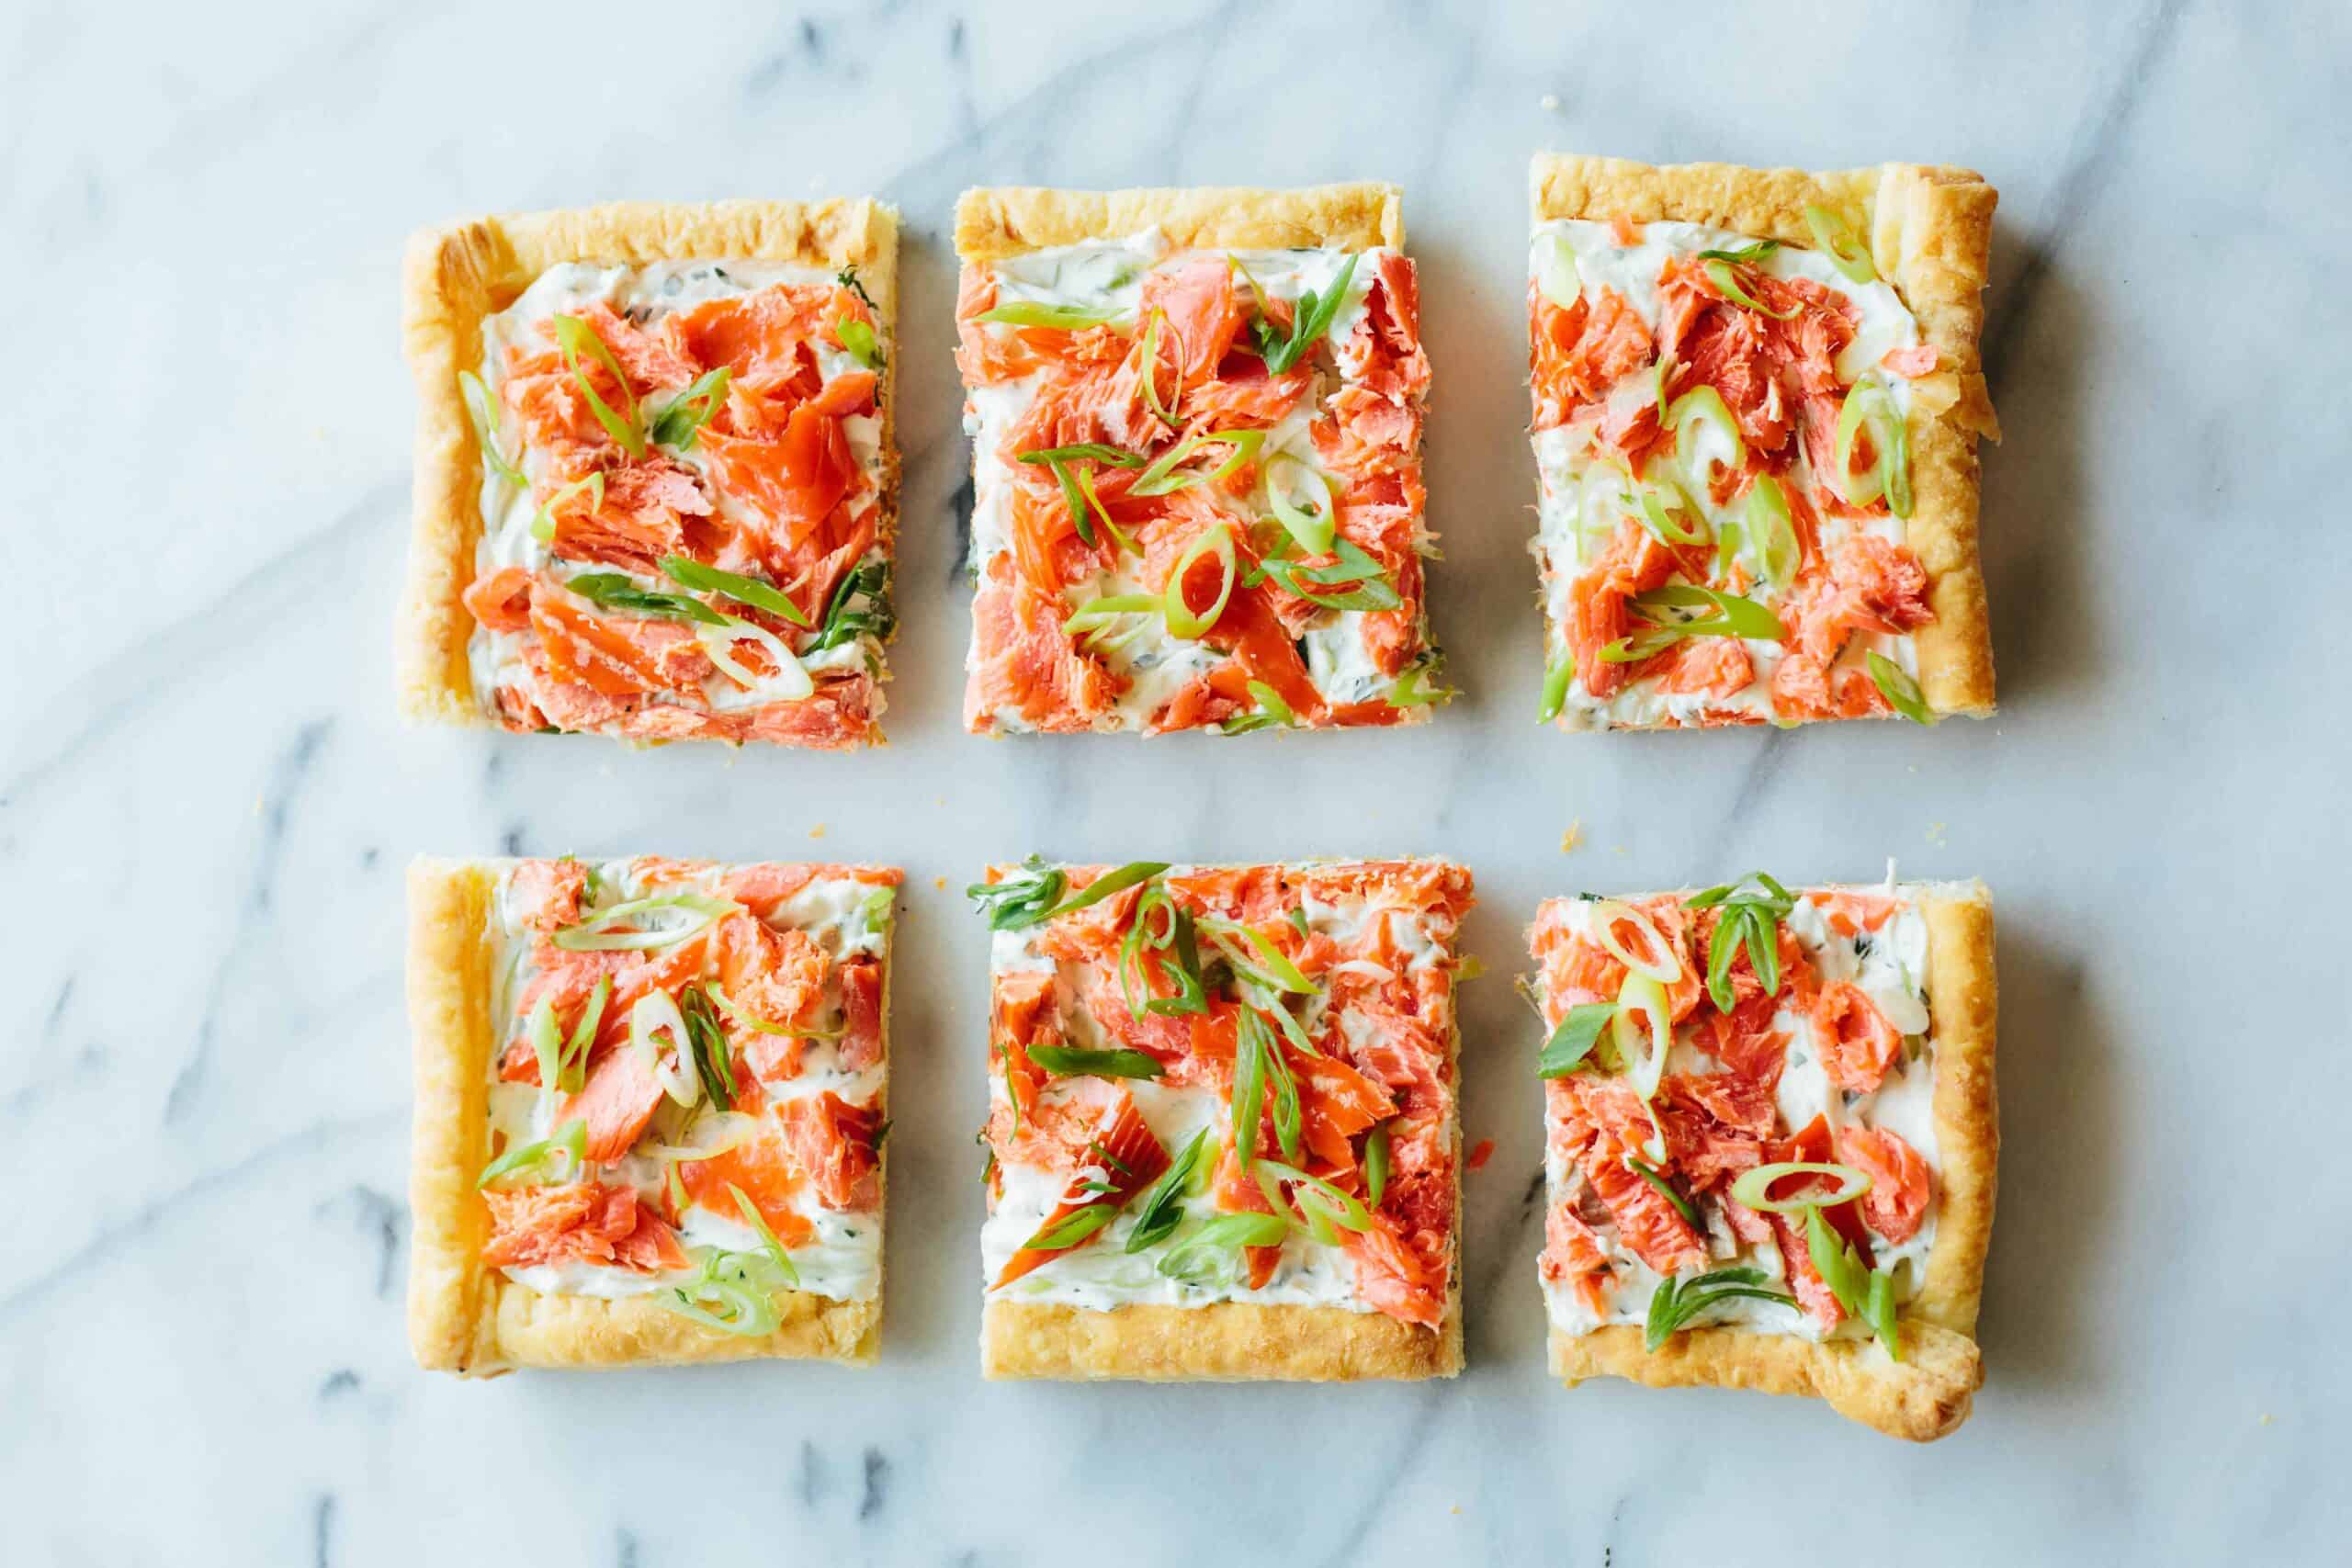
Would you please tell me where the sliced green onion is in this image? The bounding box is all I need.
[526,998,562,1100]
[477,1118,586,1189]
[1363,1122,1392,1209]
[1163,524,1238,639]
[1018,443,1147,468]
[1730,1161,1874,1213]
[1638,480,1710,547]
[1256,536,1403,613]
[1833,378,1911,516]
[1644,1265,1797,1350]
[552,892,740,952]
[1200,917,1315,996]
[1533,231,1581,309]
[1586,899,1681,982]
[1253,1158,1373,1246]
[1264,454,1337,556]
[1803,204,1877,284]
[1022,1043,1165,1080]
[1867,652,1935,726]
[1136,309,1182,430]
[808,558,895,654]
[549,313,644,458]
[1125,1129,1209,1254]
[1062,592,1159,639]
[1257,252,1360,375]
[659,555,810,628]
[1538,650,1575,724]
[1696,238,1781,265]
[527,472,605,546]
[966,856,1066,931]
[972,300,1120,330]
[628,990,701,1108]
[834,317,884,371]
[679,985,737,1111]
[641,1111,761,1163]
[564,570,729,626]
[1600,584,1788,663]
[1625,1155,1702,1230]
[1036,862,1170,926]
[458,369,524,487]
[1219,679,1297,735]
[1668,385,1747,482]
[555,975,609,1094]
[1745,476,1800,588]
[1132,429,1266,499]
[1390,662,1448,708]
[1071,462,1136,554]
[1023,1202,1117,1252]
[1537,1001,1617,1078]
[1157,1212,1291,1284]
[1611,972,1672,1103]
[1804,1203,1897,1356]
[1231,1009,1268,1171]
[697,614,814,702]
[728,1182,802,1287]
[1863,1268,1903,1359]
[1702,257,1797,320]
[647,367,733,450]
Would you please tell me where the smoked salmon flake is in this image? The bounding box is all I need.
[977,857,1472,1361]
[469,856,898,1314]
[954,192,1445,737]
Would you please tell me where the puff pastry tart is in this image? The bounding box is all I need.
[968,859,1473,1379]
[407,855,898,1373]
[400,199,899,747]
[952,184,1445,734]
[1526,155,1999,730]
[1529,872,1996,1438]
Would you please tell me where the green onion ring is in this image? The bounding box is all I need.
[1639,480,1710,547]
[549,314,644,458]
[1533,231,1581,309]
[1668,385,1747,482]
[1729,1160,1874,1213]
[972,300,1120,330]
[1744,476,1800,587]
[1611,972,1673,1104]
[551,892,740,953]
[458,369,524,487]
[1264,453,1337,556]
[1586,899,1681,982]
[1867,652,1937,726]
[1537,650,1576,724]
[1702,257,1797,320]
[1803,204,1877,284]
[1162,525,1238,639]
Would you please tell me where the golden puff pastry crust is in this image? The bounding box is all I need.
[1545,881,1997,1441]
[953,182,1403,263]
[395,198,899,728]
[1529,154,1999,716]
[404,856,884,1374]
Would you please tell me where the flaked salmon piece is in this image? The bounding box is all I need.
[1566,519,1677,702]
[1813,980,1904,1094]
[1585,1133,1708,1276]
[1340,1211,1447,1328]
[504,857,587,931]
[964,559,1126,731]
[1297,1052,1397,1171]
[1542,1202,1615,1319]
[462,567,535,633]
[663,282,862,386]
[482,1179,687,1273]
[676,1123,820,1248]
[1840,1123,1931,1243]
[714,915,831,1037]
[529,583,713,698]
[1138,255,1244,385]
[780,1091,884,1212]
[1530,284,1654,428]
[993,1090,1170,1289]
[567,299,699,393]
[1815,890,1901,937]
[542,457,713,570]
[836,958,886,1071]
[557,1034,669,1165]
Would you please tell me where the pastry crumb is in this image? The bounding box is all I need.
[1538,93,1560,111]
[808,823,828,840]
[1925,821,1947,847]
[1559,820,1584,853]
[933,876,947,891]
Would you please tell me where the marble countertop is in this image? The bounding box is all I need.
[7,0,2347,1561]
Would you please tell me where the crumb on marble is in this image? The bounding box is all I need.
[1559,820,1583,853]
[1925,821,1948,847]
[1539,93,1560,112]
[933,876,947,891]
[808,823,828,840]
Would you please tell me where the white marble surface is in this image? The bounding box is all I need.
[6,0,2348,1561]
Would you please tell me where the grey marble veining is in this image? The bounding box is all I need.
[5,0,2348,1562]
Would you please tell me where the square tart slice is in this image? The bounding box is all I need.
[952,184,1445,736]
[400,199,899,749]
[407,855,899,1373]
[1529,875,1996,1439]
[971,858,1472,1380]
[1526,155,2000,731]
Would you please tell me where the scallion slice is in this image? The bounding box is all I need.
[966,856,1066,931]
[1124,1129,1208,1254]
[1537,650,1575,724]
[972,300,1121,330]
[549,313,644,458]
[1264,453,1337,557]
[1136,310,1182,430]
[1023,1202,1117,1252]
[564,570,729,626]
[1624,1155,1702,1229]
[697,614,814,702]
[1638,479,1710,547]
[1668,385,1747,483]
[1803,204,1877,284]
[646,367,733,451]
[1745,475,1800,588]
[1833,377,1912,516]
[476,1118,587,1189]
[1255,252,1360,375]
[1702,257,1797,320]
[1132,429,1266,499]
[1022,1043,1165,1080]
[1611,972,1672,1104]
[1533,231,1581,309]
[628,989,702,1108]
[552,892,740,953]
[1868,652,1936,726]
[1585,899,1682,982]
[1599,584,1788,663]
[1157,1213,1291,1285]
[1537,1001,1617,1078]
[1643,1265,1797,1350]
[1018,443,1147,468]
[728,1182,802,1287]
[458,369,524,487]
[1391,662,1448,708]
[1363,1122,1392,1209]
[1253,1158,1373,1244]
[527,472,605,546]
[659,555,810,628]
[834,317,884,371]
[1163,524,1238,639]
[1729,1160,1873,1213]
